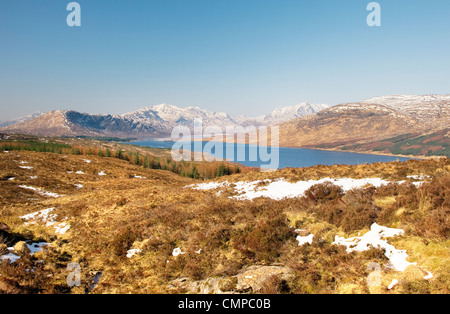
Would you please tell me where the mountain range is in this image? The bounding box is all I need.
[0,102,329,139]
[1,94,449,157]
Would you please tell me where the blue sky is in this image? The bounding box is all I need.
[0,0,449,120]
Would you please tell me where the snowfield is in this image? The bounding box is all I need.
[188,177,414,201]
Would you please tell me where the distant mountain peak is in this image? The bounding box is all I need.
[0,111,44,128]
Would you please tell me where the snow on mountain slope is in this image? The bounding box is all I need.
[362,94,450,128]
[362,94,450,107]
[235,102,329,126]
[122,104,239,130]
[0,112,44,128]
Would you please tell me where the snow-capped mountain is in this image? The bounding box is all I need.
[235,102,329,126]
[361,94,450,129]
[0,112,44,128]
[122,104,240,130]
[0,110,167,139]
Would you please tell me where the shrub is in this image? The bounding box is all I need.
[305,182,343,204]
[233,208,294,263]
[310,187,381,233]
[112,228,138,257]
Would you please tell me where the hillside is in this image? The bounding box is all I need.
[0,138,449,294]
[278,103,419,147]
[0,110,170,139]
[362,95,450,129]
[341,129,450,158]
[277,95,450,157]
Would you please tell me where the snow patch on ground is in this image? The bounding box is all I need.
[189,177,396,201]
[21,207,57,224]
[19,185,64,198]
[332,223,415,272]
[54,222,71,234]
[19,166,33,170]
[172,247,186,257]
[388,279,399,290]
[126,249,142,259]
[20,208,70,234]
[296,234,314,246]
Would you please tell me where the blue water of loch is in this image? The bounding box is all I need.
[132,139,411,169]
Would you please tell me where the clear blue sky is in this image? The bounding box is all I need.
[1,0,449,120]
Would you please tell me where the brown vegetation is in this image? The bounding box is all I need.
[0,139,449,294]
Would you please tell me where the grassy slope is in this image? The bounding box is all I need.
[340,129,450,158]
[0,141,449,294]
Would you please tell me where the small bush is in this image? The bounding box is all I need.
[305,182,343,204]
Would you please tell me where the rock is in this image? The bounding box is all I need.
[14,241,30,255]
[219,277,238,292]
[169,265,293,294]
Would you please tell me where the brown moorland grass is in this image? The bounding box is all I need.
[0,146,448,294]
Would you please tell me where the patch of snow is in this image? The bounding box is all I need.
[27,242,49,254]
[231,178,391,201]
[188,177,396,201]
[54,222,71,234]
[126,249,142,259]
[0,252,20,263]
[412,182,425,188]
[19,166,33,170]
[30,176,37,180]
[98,171,106,176]
[20,208,70,234]
[388,279,399,290]
[7,177,15,181]
[75,184,83,189]
[332,223,416,272]
[83,159,91,164]
[297,234,314,246]
[75,171,85,175]
[188,181,229,190]
[172,247,186,257]
[424,271,434,280]
[20,208,57,224]
[19,185,63,198]
[133,175,145,179]
[407,175,431,180]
